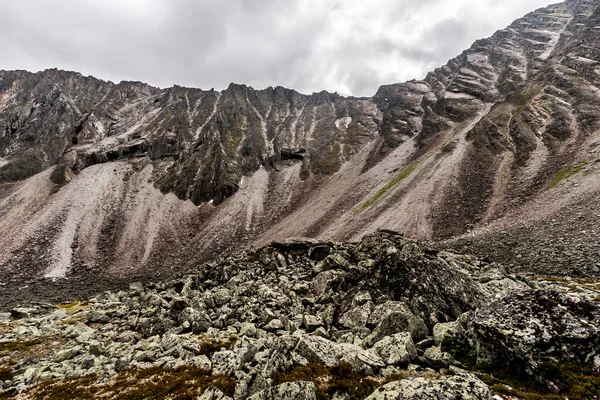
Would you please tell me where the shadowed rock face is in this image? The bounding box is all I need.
[0,0,599,297]
[466,289,600,371]
[0,74,381,205]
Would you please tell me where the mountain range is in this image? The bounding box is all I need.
[2,1,600,399]
[0,0,599,307]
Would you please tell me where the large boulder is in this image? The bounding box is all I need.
[365,302,429,345]
[372,332,418,366]
[467,289,600,373]
[312,270,345,297]
[294,336,338,367]
[365,372,491,399]
[334,343,385,374]
[339,303,373,329]
[356,231,489,325]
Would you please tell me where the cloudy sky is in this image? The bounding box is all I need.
[2,0,556,97]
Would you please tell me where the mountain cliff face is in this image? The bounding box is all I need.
[0,0,599,305]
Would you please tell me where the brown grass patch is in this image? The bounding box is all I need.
[21,366,235,400]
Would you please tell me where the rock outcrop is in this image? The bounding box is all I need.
[466,289,600,373]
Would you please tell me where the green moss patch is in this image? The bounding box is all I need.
[546,164,584,190]
[355,160,420,212]
[57,301,89,314]
[441,337,477,368]
[539,362,600,399]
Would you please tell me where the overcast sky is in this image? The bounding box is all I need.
[1,0,557,97]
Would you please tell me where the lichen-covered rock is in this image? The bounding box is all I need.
[358,234,488,326]
[423,346,454,369]
[263,335,302,376]
[433,321,461,346]
[312,270,345,297]
[467,289,600,373]
[239,322,258,338]
[339,302,372,329]
[372,332,418,365]
[334,343,385,373]
[365,301,429,345]
[3,228,595,399]
[294,336,339,367]
[302,315,324,332]
[364,372,491,399]
[199,386,233,400]
[247,381,317,400]
[211,350,239,375]
[264,319,284,332]
[177,307,212,333]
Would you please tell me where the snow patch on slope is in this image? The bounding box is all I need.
[335,117,352,130]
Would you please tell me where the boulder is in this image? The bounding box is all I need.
[372,332,417,365]
[10,308,37,320]
[423,346,454,369]
[359,231,488,325]
[312,271,344,297]
[212,288,232,307]
[302,315,324,332]
[189,355,212,370]
[239,322,258,338]
[263,335,301,375]
[432,321,460,346]
[85,310,110,324]
[55,346,82,362]
[334,343,385,373]
[264,319,284,332]
[365,372,491,399]
[211,350,239,375]
[365,302,429,345]
[294,336,338,367]
[352,292,373,307]
[138,316,175,337]
[339,303,372,329]
[199,386,233,400]
[466,289,600,373]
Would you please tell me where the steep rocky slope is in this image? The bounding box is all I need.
[1,231,598,399]
[0,0,599,304]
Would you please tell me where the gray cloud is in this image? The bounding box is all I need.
[0,0,556,96]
